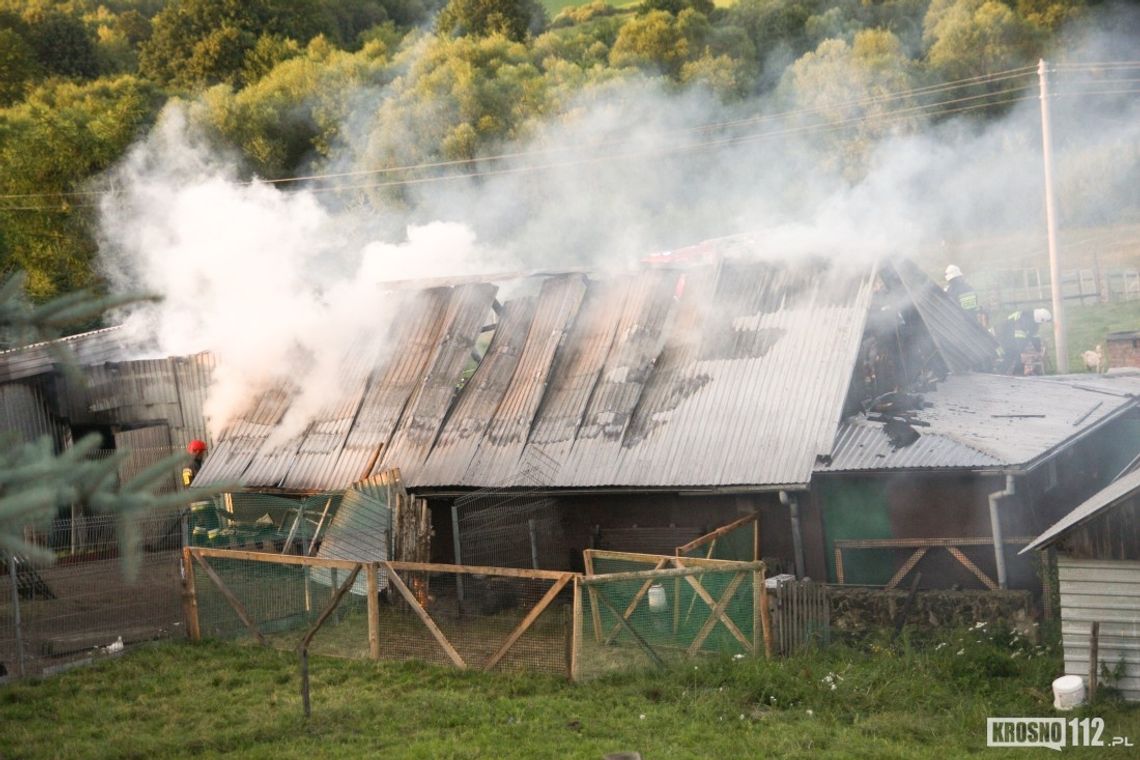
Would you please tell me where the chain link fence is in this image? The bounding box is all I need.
[1,511,184,679]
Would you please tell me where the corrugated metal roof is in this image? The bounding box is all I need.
[1022,467,1140,552]
[821,373,1140,473]
[0,326,127,383]
[373,282,499,481]
[194,255,1053,492]
[888,259,1000,373]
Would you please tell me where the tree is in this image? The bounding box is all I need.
[609,8,709,79]
[436,0,547,42]
[0,28,39,106]
[23,9,100,80]
[0,76,163,300]
[139,0,335,89]
[923,0,1042,82]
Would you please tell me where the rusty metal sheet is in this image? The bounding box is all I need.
[416,294,538,486]
[330,288,454,487]
[456,274,588,486]
[374,282,499,481]
[193,385,294,486]
[553,269,680,486]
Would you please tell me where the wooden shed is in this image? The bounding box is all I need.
[1022,465,1140,702]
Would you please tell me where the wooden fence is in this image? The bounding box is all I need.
[769,580,830,656]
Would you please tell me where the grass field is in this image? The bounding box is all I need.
[3,625,1139,758]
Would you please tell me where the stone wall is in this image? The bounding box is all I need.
[830,587,1034,638]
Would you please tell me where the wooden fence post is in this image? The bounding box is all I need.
[367,562,380,660]
[181,547,201,641]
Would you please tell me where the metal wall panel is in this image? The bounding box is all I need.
[1058,557,1140,701]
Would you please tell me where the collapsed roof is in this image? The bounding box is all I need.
[193,254,1003,492]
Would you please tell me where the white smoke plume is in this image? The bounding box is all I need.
[97,5,1139,439]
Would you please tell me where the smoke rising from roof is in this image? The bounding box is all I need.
[96,6,1139,440]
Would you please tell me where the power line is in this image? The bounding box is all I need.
[0,74,1131,211]
[0,64,1045,201]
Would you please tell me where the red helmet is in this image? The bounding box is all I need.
[187,439,207,455]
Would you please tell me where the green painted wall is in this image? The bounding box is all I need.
[819,477,894,585]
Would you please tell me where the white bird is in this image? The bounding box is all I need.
[1082,345,1105,374]
[105,636,124,654]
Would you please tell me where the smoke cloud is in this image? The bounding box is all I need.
[97,5,1139,438]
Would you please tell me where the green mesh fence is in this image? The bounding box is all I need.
[577,555,764,680]
[677,515,758,563]
[190,553,574,676]
[192,554,372,659]
[187,493,342,552]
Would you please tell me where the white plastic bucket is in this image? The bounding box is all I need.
[647,584,667,611]
[1052,675,1086,710]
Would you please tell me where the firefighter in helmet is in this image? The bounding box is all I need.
[183,439,207,487]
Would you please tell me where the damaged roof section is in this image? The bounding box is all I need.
[197,257,880,491]
[820,372,1140,473]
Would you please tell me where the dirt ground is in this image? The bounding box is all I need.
[0,550,184,677]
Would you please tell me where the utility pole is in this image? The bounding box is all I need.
[1038,59,1068,373]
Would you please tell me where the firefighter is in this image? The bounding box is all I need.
[998,309,1050,374]
[944,265,985,328]
[182,439,207,486]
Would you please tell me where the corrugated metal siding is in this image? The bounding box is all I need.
[195,386,294,485]
[890,259,1000,372]
[114,425,177,493]
[822,373,1139,472]
[1058,557,1140,701]
[0,326,126,383]
[0,382,60,445]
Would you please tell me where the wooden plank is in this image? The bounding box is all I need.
[676,513,758,554]
[835,548,845,585]
[180,547,201,641]
[587,548,745,569]
[759,570,772,659]
[366,563,380,660]
[384,562,466,669]
[190,547,361,570]
[484,574,573,671]
[946,547,998,590]
[299,565,362,651]
[583,550,603,644]
[570,578,582,681]
[687,572,748,655]
[886,548,928,590]
[192,553,266,646]
[594,585,665,669]
[836,536,1034,549]
[603,558,670,645]
[676,562,752,652]
[387,560,571,581]
[579,561,765,585]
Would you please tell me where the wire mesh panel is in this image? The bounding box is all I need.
[378,563,575,677]
[453,450,563,569]
[676,513,759,563]
[187,492,341,552]
[189,551,371,660]
[577,553,766,680]
[1,512,184,679]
